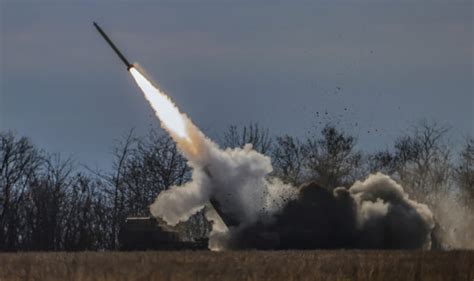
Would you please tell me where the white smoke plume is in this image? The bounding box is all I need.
[149,139,298,249]
[347,173,435,249]
[428,192,474,249]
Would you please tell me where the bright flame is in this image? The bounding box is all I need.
[129,67,189,140]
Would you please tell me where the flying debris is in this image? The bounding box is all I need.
[93,22,133,70]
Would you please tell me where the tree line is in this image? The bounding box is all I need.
[1,120,472,251]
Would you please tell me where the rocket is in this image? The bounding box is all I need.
[93,22,133,70]
[93,22,240,229]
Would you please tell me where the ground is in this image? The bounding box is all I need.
[0,250,472,281]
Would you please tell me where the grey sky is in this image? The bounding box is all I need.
[1,1,472,169]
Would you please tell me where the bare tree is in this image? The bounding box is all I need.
[223,123,272,154]
[90,129,137,249]
[61,175,110,250]
[455,137,474,205]
[393,121,451,204]
[0,129,198,251]
[271,135,307,186]
[304,125,362,189]
[368,150,397,175]
[22,155,74,250]
[120,129,189,216]
[0,132,42,250]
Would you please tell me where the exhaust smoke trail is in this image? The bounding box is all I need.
[127,65,297,250]
[130,67,189,141]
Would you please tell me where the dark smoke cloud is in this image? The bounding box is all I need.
[225,173,434,250]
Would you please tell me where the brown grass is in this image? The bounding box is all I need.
[0,250,472,281]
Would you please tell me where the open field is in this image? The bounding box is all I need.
[0,250,472,281]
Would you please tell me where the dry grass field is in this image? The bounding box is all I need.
[0,250,472,281]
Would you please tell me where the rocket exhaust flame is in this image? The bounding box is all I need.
[129,67,190,141]
[93,21,202,158]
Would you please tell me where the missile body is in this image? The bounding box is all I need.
[93,22,133,70]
